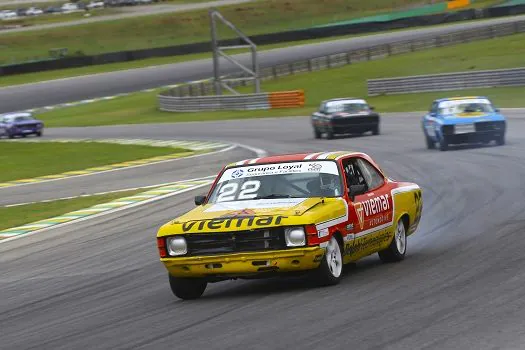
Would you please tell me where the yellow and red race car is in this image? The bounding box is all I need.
[156,151,423,299]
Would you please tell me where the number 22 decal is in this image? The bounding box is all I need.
[217,180,261,202]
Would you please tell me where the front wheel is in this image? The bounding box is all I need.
[169,275,207,300]
[496,134,505,146]
[313,127,321,139]
[36,131,43,137]
[378,218,407,263]
[425,135,435,149]
[311,236,343,286]
[438,136,448,151]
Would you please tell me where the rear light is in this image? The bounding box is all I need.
[157,237,167,258]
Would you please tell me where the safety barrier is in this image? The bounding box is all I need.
[158,19,525,112]
[158,90,304,112]
[366,67,525,95]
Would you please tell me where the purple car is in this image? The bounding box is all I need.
[0,112,44,138]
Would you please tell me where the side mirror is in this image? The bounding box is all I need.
[194,195,206,206]
[369,106,375,110]
[494,108,500,112]
[348,184,367,201]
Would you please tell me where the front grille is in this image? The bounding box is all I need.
[330,115,378,126]
[185,228,287,256]
[20,124,37,129]
[442,125,455,135]
[475,121,506,132]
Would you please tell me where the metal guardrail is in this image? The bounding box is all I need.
[367,67,525,95]
[158,20,525,112]
[158,90,304,112]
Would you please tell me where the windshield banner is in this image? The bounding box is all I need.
[204,198,308,212]
[218,161,339,183]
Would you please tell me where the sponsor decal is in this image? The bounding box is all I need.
[317,227,329,238]
[355,194,391,230]
[308,163,322,172]
[220,209,256,218]
[343,231,391,256]
[413,190,423,228]
[180,215,288,232]
[231,169,244,178]
[218,161,339,182]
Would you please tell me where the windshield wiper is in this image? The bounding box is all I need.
[254,194,294,199]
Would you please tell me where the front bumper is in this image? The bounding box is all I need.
[161,247,325,278]
[444,130,504,145]
[315,116,379,134]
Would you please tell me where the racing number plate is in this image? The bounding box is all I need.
[454,124,475,134]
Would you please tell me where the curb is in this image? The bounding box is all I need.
[0,176,215,242]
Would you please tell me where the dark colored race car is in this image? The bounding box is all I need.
[0,112,44,139]
[311,98,380,139]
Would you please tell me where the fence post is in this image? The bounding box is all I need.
[307,59,312,71]
[346,52,351,64]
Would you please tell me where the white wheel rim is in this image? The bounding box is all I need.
[326,237,343,278]
[395,220,406,254]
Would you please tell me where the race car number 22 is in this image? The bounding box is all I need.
[217,180,261,202]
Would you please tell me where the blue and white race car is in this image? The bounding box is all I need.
[422,96,506,151]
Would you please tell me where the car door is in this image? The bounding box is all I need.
[340,156,394,261]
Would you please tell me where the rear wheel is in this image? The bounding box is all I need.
[378,218,407,263]
[313,127,321,139]
[325,130,334,140]
[169,275,207,300]
[496,134,505,146]
[372,124,380,135]
[311,235,343,286]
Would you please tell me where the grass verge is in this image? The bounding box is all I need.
[38,32,525,127]
[0,0,456,64]
[0,189,144,232]
[0,141,187,182]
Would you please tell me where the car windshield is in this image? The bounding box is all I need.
[325,99,369,114]
[438,99,495,114]
[2,114,34,122]
[207,160,343,204]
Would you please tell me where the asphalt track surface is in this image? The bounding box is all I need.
[2,111,525,349]
[2,14,525,114]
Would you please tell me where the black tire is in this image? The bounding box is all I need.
[378,218,407,263]
[36,131,42,137]
[438,136,448,151]
[169,275,207,300]
[311,236,344,286]
[425,135,435,149]
[8,133,14,139]
[496,134,505,146]
[325,130,334,140]
[372,124,380,135]
[313,127,321,139]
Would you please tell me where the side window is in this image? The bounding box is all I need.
[355,159,384,191]
[319,102,326,113]
[430,102,439,114]
[341,158,367,189]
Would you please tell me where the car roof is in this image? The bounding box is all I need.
[226,151,367,168]
[321,97,367,103]
[434,96,489,103]
[1,112,33,119]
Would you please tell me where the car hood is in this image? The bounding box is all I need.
[157,197,347,236]
[441,112,505,124]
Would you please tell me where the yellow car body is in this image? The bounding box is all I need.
[156,151,422,299]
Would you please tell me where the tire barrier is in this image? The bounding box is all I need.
[158,90,304,112]
[367,67,525,95]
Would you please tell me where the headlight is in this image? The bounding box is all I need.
[167,236,187,256]
[284,227,306,247]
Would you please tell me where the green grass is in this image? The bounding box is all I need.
[0,0,443,64]
[38,32,525,127]
[0,142,186,182]
[0,16,504,88]
[0,189,145,231]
